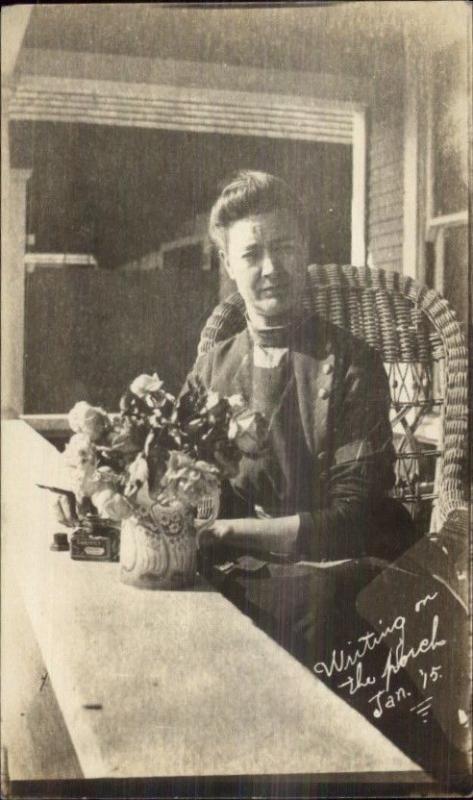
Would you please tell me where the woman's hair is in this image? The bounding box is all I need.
[208,170,305,251]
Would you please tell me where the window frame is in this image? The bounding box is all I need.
[424,42,468,297]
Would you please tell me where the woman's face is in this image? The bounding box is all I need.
[221,209,306,321]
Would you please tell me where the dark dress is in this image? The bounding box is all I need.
[183,311,415,665]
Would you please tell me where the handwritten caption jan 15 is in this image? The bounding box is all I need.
[313,591,445,722]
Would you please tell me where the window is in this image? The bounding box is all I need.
[426,41,468,333]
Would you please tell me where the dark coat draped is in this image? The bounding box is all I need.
[184,311,414,562]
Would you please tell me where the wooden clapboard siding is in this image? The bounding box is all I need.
[16,48,370,106]
[369,196,404,222]
[369,217,405,237]
[366,39,405,274]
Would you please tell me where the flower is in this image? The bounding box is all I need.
[63,435,118,500]
[227,394,246,414]
[204,390,221,411]
[55,374,268,525]
[161,451,220,506]
[63,433,97,469]
[91,487,133,521]
[68,401,110,442]
[122,452,160,510]
[130,373,163,398]
[69,466,106,503]
[228,409,268,456]
[109,417,147,455]
[133,481,155,511]
[94,465,122,487]
[124,453,149,498]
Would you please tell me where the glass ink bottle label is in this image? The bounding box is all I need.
[70,516,120,562]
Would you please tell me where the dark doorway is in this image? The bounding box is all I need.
[15,121,352,412]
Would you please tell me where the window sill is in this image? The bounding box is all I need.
[20,414,70,434]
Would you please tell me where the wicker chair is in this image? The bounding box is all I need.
[198,263,468,534]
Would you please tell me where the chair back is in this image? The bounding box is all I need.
[198,264,468,531]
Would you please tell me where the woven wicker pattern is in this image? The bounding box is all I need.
[198,264,468,530]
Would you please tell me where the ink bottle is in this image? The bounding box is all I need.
[70,515,120,562]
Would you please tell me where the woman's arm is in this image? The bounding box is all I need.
[198,515,301,558]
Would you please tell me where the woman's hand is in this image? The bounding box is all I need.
[196,518,234,549]
[196,515,301,557]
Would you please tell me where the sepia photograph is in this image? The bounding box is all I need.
[1,2,471,798]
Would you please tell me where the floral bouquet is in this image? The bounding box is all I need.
[44,373,268,588]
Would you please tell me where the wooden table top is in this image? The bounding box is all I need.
[2,421,419,780]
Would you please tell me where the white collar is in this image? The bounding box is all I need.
[253,343,288,368]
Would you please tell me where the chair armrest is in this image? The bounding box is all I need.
[437,506,469,539]
[385,508,470,613]
[428,508,470,611]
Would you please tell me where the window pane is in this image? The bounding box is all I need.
[443,224,468,332]
[432,43,468,217]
